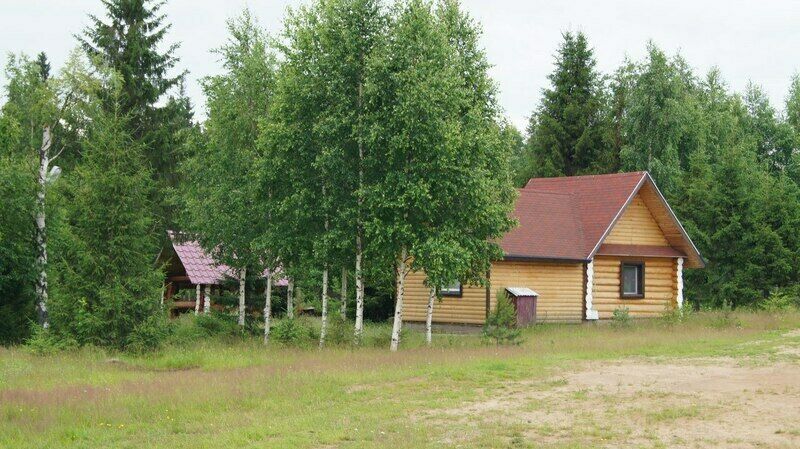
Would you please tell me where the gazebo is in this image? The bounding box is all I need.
[157,230,286,316]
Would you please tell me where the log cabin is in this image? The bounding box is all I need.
[404,171,704,324]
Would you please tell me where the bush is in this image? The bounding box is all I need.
[325,315,353,346]
[483,292,522,345]
[760,288,800,312]
[126,313,170,353]
[166,312,240,344]
[660,305,693,325]
[611,307,632,327]
[271,317,315,346]
[24,325,77,356]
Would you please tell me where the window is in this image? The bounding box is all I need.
[620,262,644,298]
[440,281,462,297]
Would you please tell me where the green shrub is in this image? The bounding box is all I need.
[126,313,170,353]
[483,292,522,345]
[660,305,693,325]
[166,312,241,345]
[325,315,353,346]
[760,288,800,312]
[271,318,315,346]
[611,307,632,327]
[24,325,77,356]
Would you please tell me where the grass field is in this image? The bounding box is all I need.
[2,311,800,448]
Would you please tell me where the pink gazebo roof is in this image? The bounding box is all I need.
[167,231,287,286]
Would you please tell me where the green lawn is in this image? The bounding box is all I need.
[2,311,799,449]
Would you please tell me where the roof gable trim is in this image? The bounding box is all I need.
[586,172,648,259]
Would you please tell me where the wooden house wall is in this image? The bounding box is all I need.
[604,194,670,246]
[592,256,677,318]
[404,260,584,325]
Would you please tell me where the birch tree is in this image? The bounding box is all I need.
[367,0,515,351]
[179,11,277,329]
[0,54,85,332]
[264,0,386,342]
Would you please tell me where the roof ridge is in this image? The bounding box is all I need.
[524,171,647,186]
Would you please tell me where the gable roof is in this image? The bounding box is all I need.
[165,231,288,285]
[500,172,704,268]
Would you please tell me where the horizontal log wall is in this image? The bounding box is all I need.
[490,261,584,323]
[604,194,669,246]
[404,260,584,324]
[592,256,676,318]
[404,270,487,324]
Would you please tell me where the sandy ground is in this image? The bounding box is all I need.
[437,339,800,448]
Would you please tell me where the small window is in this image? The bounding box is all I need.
[440,281,462,297]
[620,263,644,298]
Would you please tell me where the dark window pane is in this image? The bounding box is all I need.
[622,265,639,295]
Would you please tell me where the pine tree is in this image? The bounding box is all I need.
[81,0,192,229]
[528,31,611,177]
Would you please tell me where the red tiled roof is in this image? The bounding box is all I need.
[167,231,287,286]
[500,172,647,261]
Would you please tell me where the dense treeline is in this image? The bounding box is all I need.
[521,33,800,309]
[1,1,798,349]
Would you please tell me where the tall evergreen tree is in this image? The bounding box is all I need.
[81,0,192,229]
[49,73,163,349]
[527,31,611,177]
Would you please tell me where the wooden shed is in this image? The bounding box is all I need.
[403,171,704,324]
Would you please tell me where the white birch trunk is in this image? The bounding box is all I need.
[34,126,52,329]
[238,268,246,326]
[264,273,272,343]
[340,267,348,320]
[425,287,435,346]
[204,285,211,314]
[287,277,294,319]
[319,268,329,348]
[354,74,365,343]
[354,233,364,342]
[389,247,408,352]
[195,284,201,315]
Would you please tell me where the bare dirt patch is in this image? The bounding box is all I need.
[437,356,800,448]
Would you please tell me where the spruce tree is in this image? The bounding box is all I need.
[81,0,192,229]
[528,31,611,177]
[49,78,163,349]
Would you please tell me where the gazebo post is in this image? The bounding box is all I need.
[195,284,201,315]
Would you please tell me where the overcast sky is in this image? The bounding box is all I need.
[2,0,799,131]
